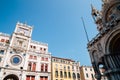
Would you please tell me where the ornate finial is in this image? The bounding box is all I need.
[91,4,103,32]
[91,4,101,22]
[91,4,97,16]
[102,0,109,3]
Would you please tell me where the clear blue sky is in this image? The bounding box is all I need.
[0,0,102,65]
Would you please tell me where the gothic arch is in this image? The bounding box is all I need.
[105,28,120,54]
[109,33,120,54]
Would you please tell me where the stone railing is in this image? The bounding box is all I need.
[31,40,48,46]
[0,32,10,37]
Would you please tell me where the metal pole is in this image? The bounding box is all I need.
[81,17,89,42]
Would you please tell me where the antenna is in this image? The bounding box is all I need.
[81,17,89,42]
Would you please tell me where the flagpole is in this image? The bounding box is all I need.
[81,17,89,42]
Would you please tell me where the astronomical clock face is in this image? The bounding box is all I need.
[7,54,24,68]
[105,2,120,23]
[10,55,22,65]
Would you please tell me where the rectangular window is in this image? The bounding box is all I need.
[55,71,58,77]
[41,57,44,61]
[68,66,70,70]
[0,57,2,62]
[90,68,92,71]
[91,74,94,78]
[45,64,48,72]
[64,66,66,70]
[26,76,35,80]
[33,46,36,49]
[45,58,48,61]
[86,73,89,78]
[34,56,37,60]
[0,50,4,54]
[41,64,44,72]
[68,72,71,78]
[30,45,32,48]
[44,48,46,51]
[18,41,23,47]
[72,66,74,70]
[77,73,80,78]
[6,40,9,43]
[40,76,48,80]
[27,62,32,71]
[29,55,33,59]
[40,48,42,50]
[45,77,48,80]
[31,76,35,80]
[26,76,30,80]
[60,71,63,78]
[32,63,36,71]
[40,76,43,80]
[64,72,67,78]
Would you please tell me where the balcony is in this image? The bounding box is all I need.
[12,45,26,52]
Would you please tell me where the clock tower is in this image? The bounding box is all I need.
[88,0,120,80]
[2,22,33,80]
[0,22,51,80]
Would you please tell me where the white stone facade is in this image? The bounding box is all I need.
[0,22,51,80]
[80,66,108,80]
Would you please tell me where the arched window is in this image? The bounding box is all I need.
[45,76,48,80]
[73,73,76,79]
[40,76,43,80]
[28,62,32,71]
[55,71,58,77]
[77,73,80,78]
[32,63,36,71]
[60,71,63,78]
[68,72,71,78]
[31,76,35,80]
[109,33,120,54]
[45,64,48,72]
[26,76,35,80]
[26,76,30,80]
[64,72,67,78]
[41,64,44,72]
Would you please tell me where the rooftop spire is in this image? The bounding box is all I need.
[102,0,109,3]
[91,4,97,16]
[91,4,101,22]
[91,4,103,32]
